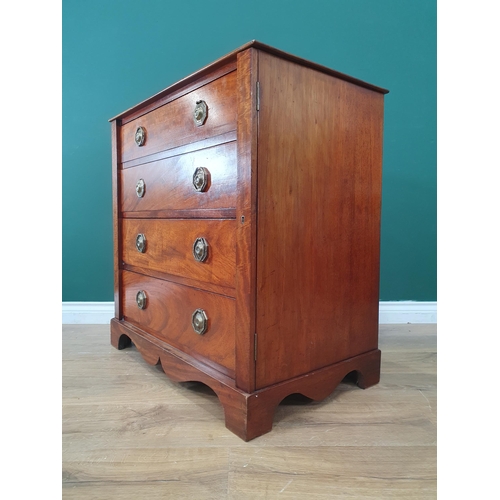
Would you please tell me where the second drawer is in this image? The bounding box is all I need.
[122,218,236,289]
[120,141,237,215]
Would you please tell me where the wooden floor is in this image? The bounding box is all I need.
[62,324,436,499]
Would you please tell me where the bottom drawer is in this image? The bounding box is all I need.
[121,270,235,376]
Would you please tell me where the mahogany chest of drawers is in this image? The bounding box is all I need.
[110,41,388,441]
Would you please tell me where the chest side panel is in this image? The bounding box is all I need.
[256,52,385,389]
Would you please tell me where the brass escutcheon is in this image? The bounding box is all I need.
[135,233,146,253]
[193,100,208,126]
[191,308,208,335]
[192,167,209,192]
[136,178,145,198]
[136,290,147,309]
[192,237,208,262]
[135,126,146,146]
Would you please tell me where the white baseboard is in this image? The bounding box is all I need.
[62,302,115,325]
[378,301,436,324]
[62,301,437,325]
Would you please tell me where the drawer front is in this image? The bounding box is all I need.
[122,219,236,289]
[121,270,235,375]
[121,142,236,214]
[120,72,237,163]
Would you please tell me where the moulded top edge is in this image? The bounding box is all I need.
[109,40,389,122]
[247,41,389,95]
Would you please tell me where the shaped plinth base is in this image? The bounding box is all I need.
[111,318,381,441]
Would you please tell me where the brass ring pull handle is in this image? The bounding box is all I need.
[192,167,209,192]
[136,290,147,310]
[136,179,145,198]
[193,100,207,126]
[191,308,208,335]
[135,126,146,146]
[135,233,147,253]
[192,237,208,262]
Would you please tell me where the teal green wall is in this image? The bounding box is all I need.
[63,0,436,301]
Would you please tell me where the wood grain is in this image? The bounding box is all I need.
[120,71,237,163]
[111,119,122,319]
[115,59,237,125]
[121,264,237,299]
[121,130,236,169]
[255,51,385,389]
[234,47,259,393]
[120,271,236,376]
[63,324,436,499]
[121,218,236,289]
[63,445,229,500]
[228,446,436,499]
[120,141,237,214]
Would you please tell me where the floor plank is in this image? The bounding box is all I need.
[62,324,437,498]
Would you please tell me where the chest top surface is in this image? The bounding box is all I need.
[110,40,388,124]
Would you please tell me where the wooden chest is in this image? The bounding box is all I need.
[110,41,388,441]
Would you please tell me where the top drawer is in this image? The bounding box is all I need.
[120,72,237,163]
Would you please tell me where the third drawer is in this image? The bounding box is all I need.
[121,218,235,290]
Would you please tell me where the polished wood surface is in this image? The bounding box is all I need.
[122,208,236,220]
[64,324,436,499]
[120,71,237,163]
[121,270,236,376]
[121,130,237,168]
[122,218,236,289]
[122,264,237,299]
[111,119,122,319]
[234,48,259,393]
[120,141,237,214]
[115,60,237,125]
[255,51,385,389]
